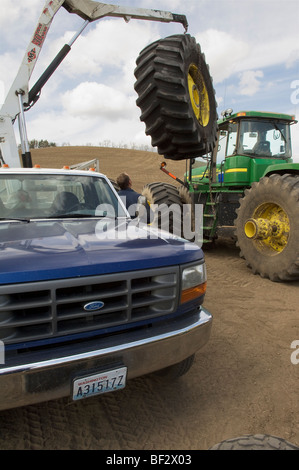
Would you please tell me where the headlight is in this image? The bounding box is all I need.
[181,263,207,304]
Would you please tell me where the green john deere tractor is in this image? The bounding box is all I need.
[185,109,299,282]
[141,109,299,282]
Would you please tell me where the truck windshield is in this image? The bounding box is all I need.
[0,173,127,220]
[237,119,292,159]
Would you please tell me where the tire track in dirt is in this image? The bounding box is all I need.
[89,376,184,450]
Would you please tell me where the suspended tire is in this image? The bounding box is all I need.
[134,34,218,160]
[142,181,183,235]
[235,174,299,281]
[210,434,299,450]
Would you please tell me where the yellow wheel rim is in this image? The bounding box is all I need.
[244,202,290,254]
[188,64,210,127]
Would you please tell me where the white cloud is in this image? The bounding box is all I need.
[197,27,299,89]
[286,49,299,69]
[238,70,264,96]
[62,81,136,119]
[195,29,250,84]
[0,0,41,31]
[235,37,299,73]
[26,107,148,147]
[27,111,93,145]
[0,52,22,97]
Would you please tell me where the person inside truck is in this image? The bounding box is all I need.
[7,189,32,209]
[116,172,151,222]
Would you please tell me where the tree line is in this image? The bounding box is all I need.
[28,139,57,149]
[17,139,57,149]
[18,139,156,152]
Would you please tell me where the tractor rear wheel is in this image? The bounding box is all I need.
[142,182,183,235]
[134,34,218,160]
[235,174,299,281]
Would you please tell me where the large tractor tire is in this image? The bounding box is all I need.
[142,182,183,235]
[134,34,218,160]
[235,174,299,282]
[210,434,299,450]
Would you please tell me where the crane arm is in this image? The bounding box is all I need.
[63,0,188,30]
[0,0,188,168]
[2,0,188,118]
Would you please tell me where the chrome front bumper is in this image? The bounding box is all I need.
[0,307,212,411]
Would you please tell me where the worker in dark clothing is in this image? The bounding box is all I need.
[116,172,151,222]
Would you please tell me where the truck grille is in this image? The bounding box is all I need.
[0,267,179,345]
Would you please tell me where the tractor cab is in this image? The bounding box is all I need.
[190,110,297,187]
[216,110,294,161]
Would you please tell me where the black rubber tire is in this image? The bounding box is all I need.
[210,434,299,450]
[235,174,299,281]
[155,355,195,380]
[142,181,183,234]
[134,34,218,160]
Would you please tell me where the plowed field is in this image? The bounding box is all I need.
[0,147,298,450]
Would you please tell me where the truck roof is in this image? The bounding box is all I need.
[0,167,107,179]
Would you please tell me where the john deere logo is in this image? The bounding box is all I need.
[84,301,105,312]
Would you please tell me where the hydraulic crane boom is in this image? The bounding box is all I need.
[63,0,188,29]
[0,0,188,168]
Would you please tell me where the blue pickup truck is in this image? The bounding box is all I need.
[0,167,212,410]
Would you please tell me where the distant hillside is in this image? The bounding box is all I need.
[31,146,188,193]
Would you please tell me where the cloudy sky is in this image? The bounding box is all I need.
[1,0,299,160]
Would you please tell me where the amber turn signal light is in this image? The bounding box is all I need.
[180,282,207,304]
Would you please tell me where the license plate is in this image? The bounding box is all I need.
[72,366,127,401]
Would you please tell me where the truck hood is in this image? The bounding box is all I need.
[0,219,203,284]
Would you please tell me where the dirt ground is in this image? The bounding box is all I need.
[0,147,298,450]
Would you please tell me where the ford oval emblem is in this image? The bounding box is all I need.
[84,301,105,312]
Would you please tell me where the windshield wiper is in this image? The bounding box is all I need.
[0,217,30,223]
[273,122,287,143]
[47,213,118,219]
[48,213,95,219]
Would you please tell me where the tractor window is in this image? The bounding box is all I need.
[215,122,237,162]
[226,123,238,157]
[237,119,292,158]
[216,130,227,163]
